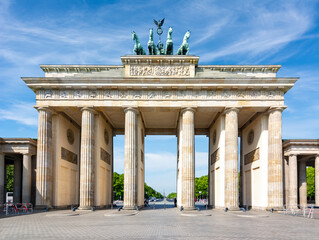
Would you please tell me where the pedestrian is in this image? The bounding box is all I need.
[174,197,177,207]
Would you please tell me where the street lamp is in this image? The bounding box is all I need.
[199,191,202,201]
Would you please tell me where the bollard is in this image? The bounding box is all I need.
[135,205,139,211]
[180,206,183,211]
[153,203,155,209]
[206,204,208,210]
[225,207,228,212]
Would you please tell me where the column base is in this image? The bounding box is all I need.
[35,205,52,210]
[266,206,284,211]
[122,206,136,210]
[226,206,240,211]
[78,206,92,210]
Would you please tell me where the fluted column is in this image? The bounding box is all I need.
[36,107,53,208]
[180,108,195,210]
[268,107,284,210]
[315,155,319,206]
[79,107,96,210]
[299,160,307,208]
[123,107,139,210]
[22,154,32,203]
[224,107,239,210]
[0,153,4,205]
[288,154,298,208]
[284,157,289,207]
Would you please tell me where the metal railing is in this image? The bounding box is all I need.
[3,203,33,216]
[282,204,316,219]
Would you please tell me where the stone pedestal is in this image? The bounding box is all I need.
[267,107,284,210]
[123,107,139,210]
[22,154,32,203]
[36,107,53,208]
[79,107,96,210]
[224,108,239,210]
[180,108,195,210]
[0,153,4,205]
[299,160,307,208]
[315,155,319,206]
[14,159,22,203]
[288,154,297,208]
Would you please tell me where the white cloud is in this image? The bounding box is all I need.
[0,101,37,126]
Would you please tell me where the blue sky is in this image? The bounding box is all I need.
[0,0,319,194]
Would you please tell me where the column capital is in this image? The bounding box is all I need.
[288,153,297,158]
[181,107,196,114]
[35,106,57,114]
[267,106,286,114]
[81,106,98,114]
[124,107,139,114]
[223,107,240,115]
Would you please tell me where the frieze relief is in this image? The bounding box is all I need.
[38,89,284,101]
[244,148,260,165]
[129,65,190,77]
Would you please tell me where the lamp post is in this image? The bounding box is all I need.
[199,191,202,201]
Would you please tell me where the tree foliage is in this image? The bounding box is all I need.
[6,165,14,192]
[113,172,163,200]
[113,172,124,200]
[307,167,315,199]
[195,175,208,199]
[144,183,163,199]
[167,192,177,199]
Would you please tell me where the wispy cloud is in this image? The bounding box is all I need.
[0,101,37,126]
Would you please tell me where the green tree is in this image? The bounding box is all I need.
[144,183,163,199]
[307,167,315,200]
[167,192,177,199]
[112,172,163,200]
[6,165,14,192]
[195,175,208,199]
[113,172,124,200]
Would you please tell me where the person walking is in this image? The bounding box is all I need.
[174,197,177,207]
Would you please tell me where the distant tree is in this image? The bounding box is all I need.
[195,175,208,199]
[167,192,177,199]
[307,167,315,200]
[144,183,163,199]
[6,165,14,192]
[113,172,163,200]
[113,172,124,200]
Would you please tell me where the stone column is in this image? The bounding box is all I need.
[284,157,289,207]
[268,107,284,210]
[14,159,22,203]
[79,107,96,210]
[123,107,139,210]
[224,107,239,210]
[315,155,319,206]
[299,160,307,208]
[288,154,298,208]
[180,108,195,210]
[0,153,4,205]
[36,107,53,208]
[22,154,32,203]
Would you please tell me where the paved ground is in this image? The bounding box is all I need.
[0,202,319,239]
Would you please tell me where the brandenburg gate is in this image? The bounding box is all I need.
[21,54,297,211]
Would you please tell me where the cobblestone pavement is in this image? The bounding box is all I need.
[0,206,319,240]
